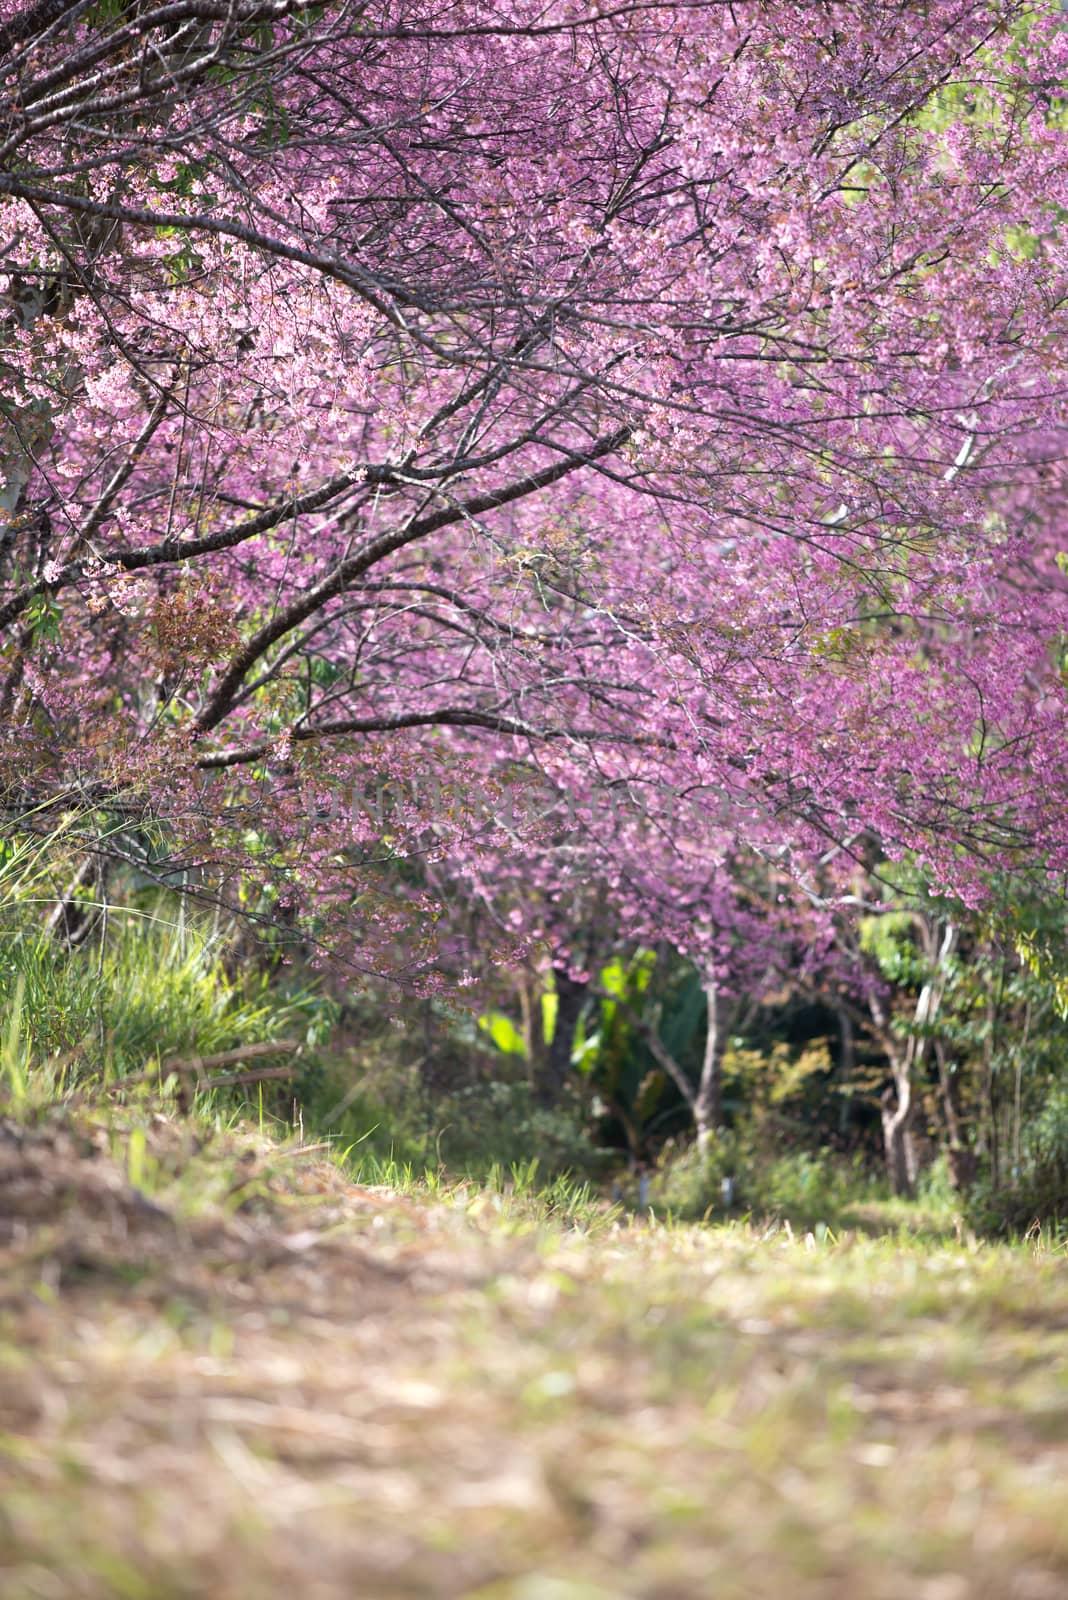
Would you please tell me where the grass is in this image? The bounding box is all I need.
[0,912,320,1088]
[2,1096,1068,1600]
[0,821,334,1100]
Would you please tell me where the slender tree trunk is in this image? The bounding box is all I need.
[934,1040,962,1150]
[881,1051,916,1197]
[534,965,587,1108]
[867,986,917,1199]
[836,1002,856,1137]
[519,973,549,1089]
[693,981,721,1158]
[1012,999,1030,1179]
[873,920,957,1198]
[935,1039,977,1190]
[980,995,999,1188]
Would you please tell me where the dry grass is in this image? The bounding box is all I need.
[2,1106,1068,1599]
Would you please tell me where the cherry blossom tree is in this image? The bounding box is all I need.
[2,0,1068,982]
[419,765,872,1155]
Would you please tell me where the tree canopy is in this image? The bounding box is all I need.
[2,0,1068,971]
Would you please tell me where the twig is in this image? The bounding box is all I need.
[115,1038,302,1089]
[272,1140,332,1159]
[161,1039,302,1073]
[197,1065,301,1091]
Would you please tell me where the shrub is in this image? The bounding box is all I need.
[964,1082,1068,1237]
[436,1078,605,1180]
[651,1132,879,1227]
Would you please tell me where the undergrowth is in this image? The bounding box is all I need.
[0,829,1062,1244]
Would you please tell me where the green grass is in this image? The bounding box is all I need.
[0,912,318,1087]
[0,818,335,1105]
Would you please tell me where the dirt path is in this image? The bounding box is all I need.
[2,1111,1068,1599]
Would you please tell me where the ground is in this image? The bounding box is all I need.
[2,1108,1067,1600]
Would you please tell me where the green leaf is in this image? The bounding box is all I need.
[541,989,558,1045]
[478,1011,527,1057]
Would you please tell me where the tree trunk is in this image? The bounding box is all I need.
[881,1068,917,1197]
[934,1040,962,1149]
[1012,999,1031,1180]
[693,981,722,1158]
[519,974,549,1089]
[534,965,587,1108]
[979,995,999,1188]
[43,855,98,946]
[873,920,957,1199]
[836,1002,856,1137]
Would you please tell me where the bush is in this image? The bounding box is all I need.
[435,1078,605,1180]
[759,1150,874,1227]
[301,1042,605,1182]
[649,1134,745,1219]
[651,1132,879,1227]
[963,1083,1068,1238]
[916,1152,961,1212]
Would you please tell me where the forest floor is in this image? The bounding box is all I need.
[2,1106,1068,1600]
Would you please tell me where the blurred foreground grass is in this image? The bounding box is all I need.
[2,1103,1067,1600]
